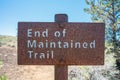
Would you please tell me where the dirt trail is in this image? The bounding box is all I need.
[0,46,54,80]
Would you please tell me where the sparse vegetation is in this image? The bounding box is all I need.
[0,35,13,80]
[0,35,17,47]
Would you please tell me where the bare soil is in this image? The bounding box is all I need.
[0,46,54,80]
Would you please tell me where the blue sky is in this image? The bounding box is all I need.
[0,0,91,36]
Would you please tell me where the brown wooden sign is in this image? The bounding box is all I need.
[18,22,105,65]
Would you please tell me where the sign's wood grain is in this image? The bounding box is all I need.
[55,14,68,80]
[18,22,105,65]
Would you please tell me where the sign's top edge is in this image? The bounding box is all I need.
[18,22,105,24]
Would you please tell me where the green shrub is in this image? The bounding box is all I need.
[0,60,3,68]
[0,61,2,65]
[0,75,7,80]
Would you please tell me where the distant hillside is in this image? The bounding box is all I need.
[0,35,17,47]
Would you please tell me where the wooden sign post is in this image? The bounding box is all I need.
[55,14,68,80]
[18,14,105,80]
